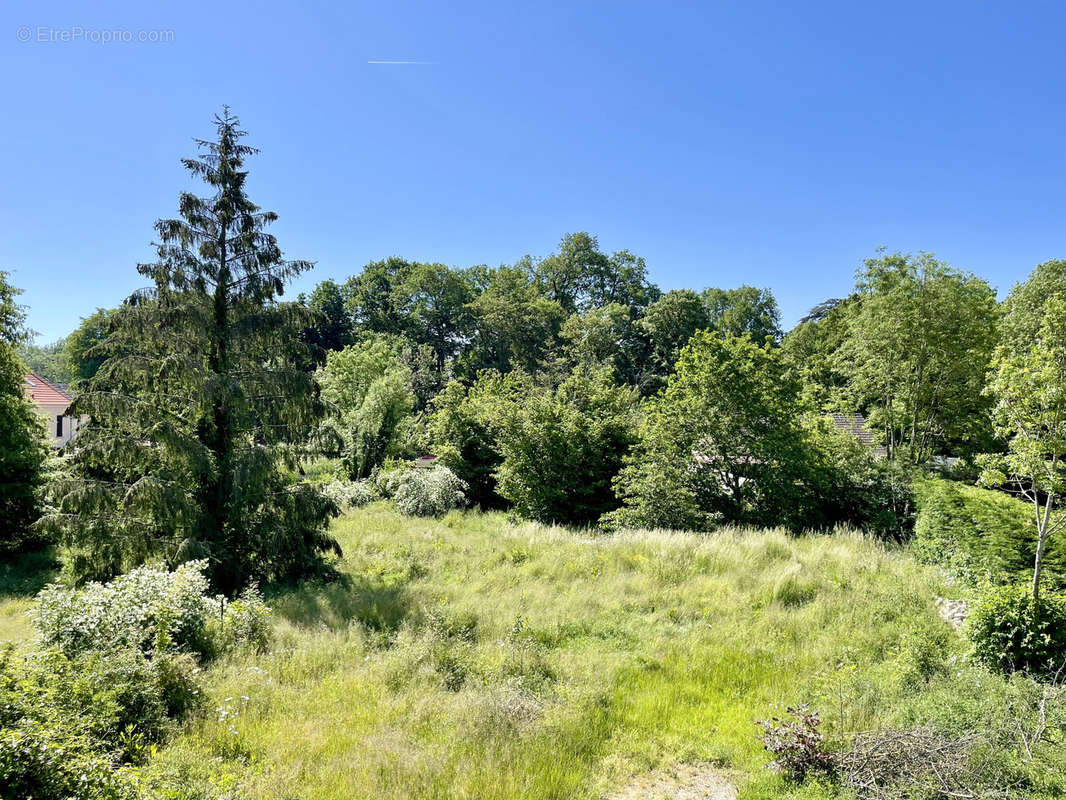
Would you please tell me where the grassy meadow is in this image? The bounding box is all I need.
[74,502,1047,800]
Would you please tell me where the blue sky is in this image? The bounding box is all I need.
[3,0,1064,343]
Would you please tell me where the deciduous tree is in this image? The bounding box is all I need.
[838,251,998,461]
[983,294,1066,603]
[608,332,807,531]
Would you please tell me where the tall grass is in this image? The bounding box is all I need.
[133,505,1054,799]
[0,548,57,645]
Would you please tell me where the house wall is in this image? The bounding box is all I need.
[32,401,82,448]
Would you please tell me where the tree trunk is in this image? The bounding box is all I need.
[1033,491,1055,605]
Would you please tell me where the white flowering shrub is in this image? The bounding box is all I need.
[373,463,407,497]
[392,466,468,517]
[320,479,377,511]
[35,560,271,659]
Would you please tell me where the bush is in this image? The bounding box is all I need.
[968,584,1066,677]
[0,644,202,800]
[610,333,807,531]
[206,585,272,655]
[913,478,1066,586]
[35,560,271,659]
[35,560,213,657]
[320,479,377,511]
[755,704,835,782]
[385,466,468,517]
[426,375,520,509]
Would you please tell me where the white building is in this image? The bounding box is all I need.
[23,373,82,448]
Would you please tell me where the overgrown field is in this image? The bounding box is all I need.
[73,503,1050,800]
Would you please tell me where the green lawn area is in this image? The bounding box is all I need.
[126,503,1015,800]
[0,549,57,647]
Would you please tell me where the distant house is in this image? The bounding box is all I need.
[828,413,887,458]
[23,373,82,448]
[411,454,440,469]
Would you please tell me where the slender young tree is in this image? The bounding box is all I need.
[983,294,1066,603]
[50,110,338,591]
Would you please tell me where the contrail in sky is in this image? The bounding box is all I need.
[367,60,434,65]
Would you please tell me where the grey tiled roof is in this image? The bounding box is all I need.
[829,413,888,457]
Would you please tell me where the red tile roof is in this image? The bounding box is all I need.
[23,373,72,407]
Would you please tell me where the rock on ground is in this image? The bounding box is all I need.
[936,596,968,629]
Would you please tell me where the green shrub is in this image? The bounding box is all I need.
[495,367,639,526]
[0,721,135,800]
[387,466,468,517]
[0,644,202,800]
[320,479,377,511]
[801,417,916,540]
[206,585,272,655]
[968,584,1066,676]
[426,375,518,509]
[895,622,952,684]
[913,478,1066,586]
[609,333,806,531]
[35,560,271,659]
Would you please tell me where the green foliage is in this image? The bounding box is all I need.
[984,293,1066,600]
[395,262,476,370]
[0,642,205,800]
[782,296,854,411]
[427,372,532,509]
[18,337,73,385]
[300,279,352,357]
[46,111,339,592]
[999,259,1066,353]
[343,258,475,369]
[383,465,468,517]
[556,302,645,386]
[609,331,807,531]
[893,620,952,684]
[460,262,566,376]
[34,560,269,660]
[636,289,709,394]
[65,307,115,385]
[533,232,659,316]
[494,367,639,525]
[702,285,782,343]
[801,416,915,539]
[837,250,999,461]
[0,271,50,553]
[317,335,417,479]
[0,649,136,800]
[969,584,1066,677]
[208,586,272,656]
[913,478,1066,587]
[319,479,378,511]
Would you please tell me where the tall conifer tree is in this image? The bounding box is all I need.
[0,271,49,552]
[50,110,338,590]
